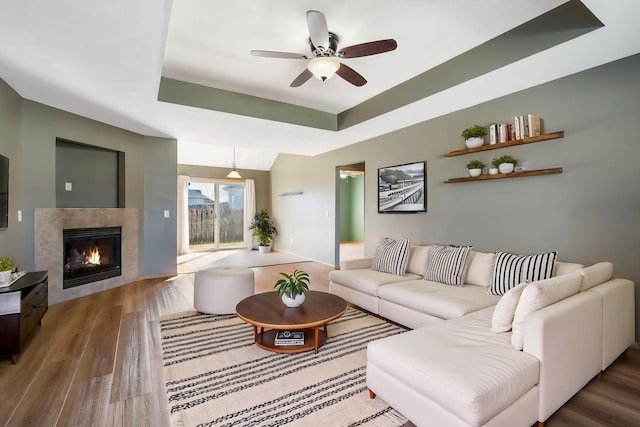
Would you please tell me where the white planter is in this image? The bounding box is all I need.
[0,269,11,283]
[258,245,271,253]
[282,293,305,308]
[465,137,484,149]
[499,163,515,174]
[468,168,482,177]
[489,167,499,175]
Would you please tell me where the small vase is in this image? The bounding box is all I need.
[465,137,484,149]
[499,163,515,174]
[489,167,499,175]
[0,269,11,283]
[468,168,482,177]
[282,293,305,308]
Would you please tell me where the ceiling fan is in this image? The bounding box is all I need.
[250,10,397,87]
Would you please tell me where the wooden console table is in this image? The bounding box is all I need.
[0,271,48,363]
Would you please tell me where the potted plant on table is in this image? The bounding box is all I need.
[461,125,487,149]
[466,160,485,178]
[492,155,519,174]
[0,256,15,283]
[274,269,310,308]
[249,209,278,253]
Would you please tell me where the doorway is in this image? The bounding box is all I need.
[336,163,365,264]
[188,178,245,251]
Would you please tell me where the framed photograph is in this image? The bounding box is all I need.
[378,161,426,213]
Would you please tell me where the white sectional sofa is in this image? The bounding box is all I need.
[329,243,635,427]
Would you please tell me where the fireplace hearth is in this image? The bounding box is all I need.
[63,226,122,289]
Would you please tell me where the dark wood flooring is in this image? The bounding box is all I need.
[0,261,638,426]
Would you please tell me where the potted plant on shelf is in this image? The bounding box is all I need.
[0,256,15,283]
[466,160,485,178]
[461,125,487,149]
[249,209,278,253]
[492,155,519,174]
[274,269,310,307]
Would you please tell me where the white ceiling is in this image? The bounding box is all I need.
[1,1,639,171]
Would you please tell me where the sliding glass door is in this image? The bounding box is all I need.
[188,179,245,251]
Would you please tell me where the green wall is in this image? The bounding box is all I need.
[339,175,364,242]
[271,53,640,342]
[0,90,178,278]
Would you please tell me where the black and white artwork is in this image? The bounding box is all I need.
[378,161,426,213]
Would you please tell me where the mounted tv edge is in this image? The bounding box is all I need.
[378,161,426,213]
[0,154,8,229]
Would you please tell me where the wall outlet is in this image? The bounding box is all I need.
[515,166,526,172]
[17,210,22,222]
[482,167,488,175]
[163,210,170,218]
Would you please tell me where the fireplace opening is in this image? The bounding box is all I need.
[63,226,122,289]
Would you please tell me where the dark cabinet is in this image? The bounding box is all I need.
[0,271,48,363]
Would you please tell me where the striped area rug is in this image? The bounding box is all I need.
[160,307,409,427]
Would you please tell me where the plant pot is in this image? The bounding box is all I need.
[258,245,271,253]
[465,137,484,149]
[281,293,305,308]
[499,163,515,174]
[0,269,11,283]
[489,167,499,175]
[468,168,482,177]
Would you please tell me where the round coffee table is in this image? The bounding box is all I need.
[236,291,347,354]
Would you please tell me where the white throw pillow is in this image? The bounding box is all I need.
[371,238,411,276]
[510,272,582,350]
[577,262,614,291]
[465,251,496,287]
[489,251,558,295]
[491,282,528,333]
[423,244,472,286]
[406,245,431,275]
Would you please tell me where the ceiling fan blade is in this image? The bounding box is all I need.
[339,39,398,58]
[290,69,313,87]
[250,50,308,59]
[336,63,367,87]
[307,10,329,49]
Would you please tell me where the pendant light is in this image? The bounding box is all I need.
[227,147,241,179]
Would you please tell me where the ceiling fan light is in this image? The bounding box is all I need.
[307,57,340,81]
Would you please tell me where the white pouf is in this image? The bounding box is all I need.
[194,266,255,314]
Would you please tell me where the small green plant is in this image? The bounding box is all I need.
[461,125,487,140]
[492,155,519,167]
[274,269,310,298]
[0,257,15,272]
[249,209,278,246]
[466,160,485,169]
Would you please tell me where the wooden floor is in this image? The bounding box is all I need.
[0,261,638,427]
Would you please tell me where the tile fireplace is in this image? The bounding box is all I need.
[63,226,122,289]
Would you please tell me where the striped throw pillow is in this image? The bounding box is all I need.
[423,244,473,286]
[489,251,558,295]
[371,238,411,276]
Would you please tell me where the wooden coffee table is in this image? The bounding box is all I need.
[236,291,347,354]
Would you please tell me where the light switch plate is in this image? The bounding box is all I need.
[65,182,72,191]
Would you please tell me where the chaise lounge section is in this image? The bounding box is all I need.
[329,241,635,426]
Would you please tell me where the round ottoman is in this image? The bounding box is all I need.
[194,266,255,314]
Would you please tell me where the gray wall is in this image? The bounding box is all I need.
[271,54,640,341]
[0,90,178,278]
[55,140,119,208]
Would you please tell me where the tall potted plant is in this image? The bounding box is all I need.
[249,209,278,253]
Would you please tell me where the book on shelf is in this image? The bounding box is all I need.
[514,116,521,140]
[527,114,541,137]
[498,123,511,143]
[274,330,305,346]
[489,123,498,144]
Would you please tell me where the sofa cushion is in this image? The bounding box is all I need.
[577,262,614,291]
[367,307,539,426]
[378,280,500,320]
[371,238,411,276]
[511,272,582,350]
[328,268,420,297]
[491,282,527,333]
[407,245,431,275]
[423,244,472,286]
[465,251,496,287]
[553,261,585,277]
[489,251,558,296]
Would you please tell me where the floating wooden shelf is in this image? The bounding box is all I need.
[444,167,563,184]
[444,131,565,157]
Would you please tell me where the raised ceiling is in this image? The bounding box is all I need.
[1,1,639,171]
